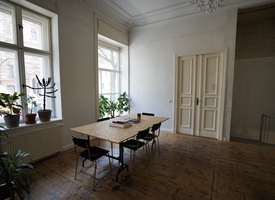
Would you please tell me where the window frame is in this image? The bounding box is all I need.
[98,41,121,101]
[0,0,61,126]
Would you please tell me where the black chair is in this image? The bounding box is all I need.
[140,122,161,154]
[72,135,112,190]
[142,112,155,116]
[122,127,150,159]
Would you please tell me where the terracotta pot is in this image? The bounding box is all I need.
[4,115,20,128]
[25,113,37,124]
[38,110,52,122]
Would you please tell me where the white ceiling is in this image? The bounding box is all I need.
[90,0,275,28]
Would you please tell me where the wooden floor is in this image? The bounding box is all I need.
[29,132,275,200]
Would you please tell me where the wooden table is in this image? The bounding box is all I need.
[71,114,169,181]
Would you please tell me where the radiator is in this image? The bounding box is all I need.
[1,125,62,162]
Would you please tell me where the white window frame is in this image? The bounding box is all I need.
[0,0,61,126]
[98,41,121,101]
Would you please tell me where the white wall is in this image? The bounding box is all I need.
[129,10,238,139]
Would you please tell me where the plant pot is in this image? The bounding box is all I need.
[38,110,51,122]
[25,113,37,124]
[0,182,10,200]
[4,115,20,128]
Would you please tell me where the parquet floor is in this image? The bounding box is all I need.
[30,132,275,200]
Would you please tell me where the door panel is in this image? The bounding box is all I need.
[177,52,224,139]
[177,56,196,135]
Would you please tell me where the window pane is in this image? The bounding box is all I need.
[98,46,119,70]
[22,10,50,51]
[24,53,52,111]
[0,47,20,93]
[98,70,119,97]
[0,2,16,44]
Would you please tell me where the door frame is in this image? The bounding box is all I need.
[173,49,228,140]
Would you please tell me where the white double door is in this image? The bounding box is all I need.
[177,52,225,139]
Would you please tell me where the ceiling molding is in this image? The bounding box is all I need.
[86,0,275,29]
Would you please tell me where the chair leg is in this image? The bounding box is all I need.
[75,157,78,180]
[108,153,112,175]
[93,161,97,191]
[111,142,113,156]
[156,137,160,154]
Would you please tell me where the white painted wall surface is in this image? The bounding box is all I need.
[129,10,238,139]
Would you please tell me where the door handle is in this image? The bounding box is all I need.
[196,98,200,105]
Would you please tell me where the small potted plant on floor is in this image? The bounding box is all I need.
[24,96,37,124]
[0,149,36,200]
[0,92,25,128]
[22,75,58,122]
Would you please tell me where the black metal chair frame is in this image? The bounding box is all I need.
[140,122,161,154]
[72,135,112,190]
[122,127,150,159]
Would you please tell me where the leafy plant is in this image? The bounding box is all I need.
[99,92,130,118]
[117,92,130,115]
[25,96,37,114]
[0,92,25,117]
[0,149,36,200]
[22,75,58,111]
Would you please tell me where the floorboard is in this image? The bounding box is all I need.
[29,132,275,200]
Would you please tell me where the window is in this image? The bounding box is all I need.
[0,1,59,123]
[98,41,120,101]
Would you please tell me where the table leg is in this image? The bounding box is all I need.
[116,142,128,182]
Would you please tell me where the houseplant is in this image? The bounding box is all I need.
[22,75,58,122]
[24,96,37,124]
[0,127,35,200]
[0,92,25,128]
[99,92,130,118]
[0,149,36,200]
[117,92,130,116]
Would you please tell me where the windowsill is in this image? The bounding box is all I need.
[1,118,63,135]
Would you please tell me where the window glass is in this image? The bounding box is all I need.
[24,53,51,111]
[0,2,57,124]
[98,43,120,101]
[0,2,16,44]
[22,10,50,51]
[0,47,20,93]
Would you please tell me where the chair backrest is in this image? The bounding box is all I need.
[97,117,110,122]
[72,135,90,149]
[136,127,150,139]
[142,112,155,116]
[151,122,161,135]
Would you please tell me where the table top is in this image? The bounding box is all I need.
[71,114,169,144]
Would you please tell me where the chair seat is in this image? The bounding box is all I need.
[79,146,109,161]
[140,133,157,141]
[123,139,146,151]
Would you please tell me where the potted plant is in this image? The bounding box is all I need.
[99,95,117,118]
[24,96,37,124]
[99,92,130,118]
[22,75,58,122]
[117,92,130,116]
[0,92,25,128]
[0,149,36,200]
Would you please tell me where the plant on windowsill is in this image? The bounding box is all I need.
[22,75,58,122]
[99,92,130,118]
[0,92,25,128]
[24,96,37,124]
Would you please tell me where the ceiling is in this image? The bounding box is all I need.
[89,0,275,28]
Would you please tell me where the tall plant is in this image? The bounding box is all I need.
[22,75,58,111]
